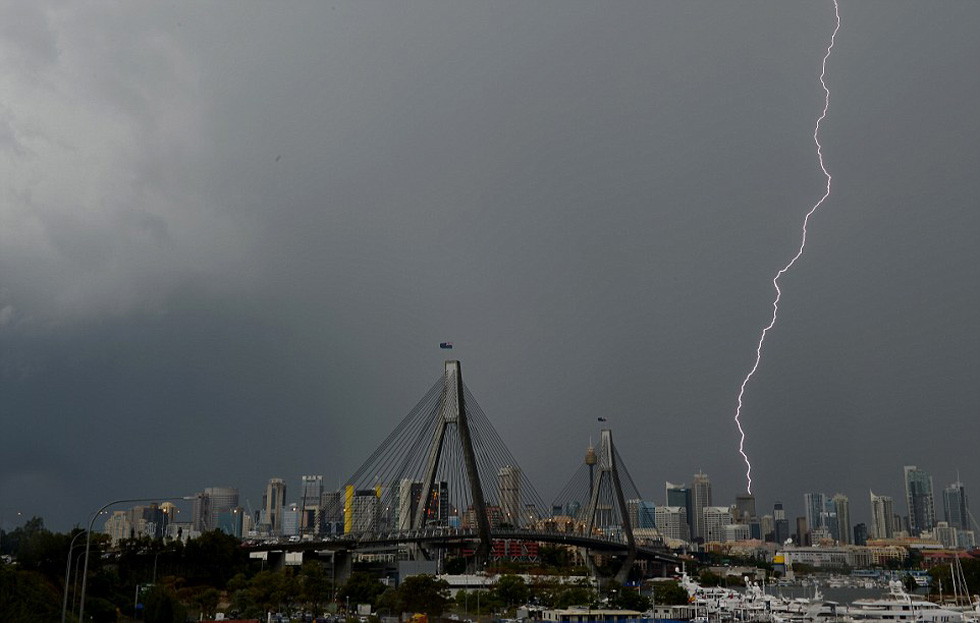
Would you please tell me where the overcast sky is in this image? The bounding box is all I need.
[2,1,978,533]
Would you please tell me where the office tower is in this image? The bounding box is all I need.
[853,523,868,546]
[735,493,756,523]
[282,503,301,536]
[761,514,775,541]
[804,493,828,532]
[192,492,211,532]
[655,506,690,542]
[300,475,324,534]
[346,488,379,533]
[499,465,521,526]
[691,471,712,542]
[666,482,694,541]
[397,479,423,531]
[204,487,239,532]
[903,465,936,536]
[833,494,851,544]
[702,506,732,543]
[773,501,789,544]
[870,491,895,539]
[262,478,287,535]
[320,490,343,534]
[627,499,656,529]
[943,480,969,531]
[796,516,809,546]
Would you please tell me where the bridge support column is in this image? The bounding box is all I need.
[582,429,637,583]
[415,361,492,562]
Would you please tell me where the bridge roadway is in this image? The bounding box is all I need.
[244,528,679,565]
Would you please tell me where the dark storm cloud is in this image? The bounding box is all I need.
[1,1,978,530]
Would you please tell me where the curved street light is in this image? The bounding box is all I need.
[61,529,88,623]
[79,496,193,622]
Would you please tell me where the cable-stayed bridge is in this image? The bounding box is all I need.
[248,361,677,581]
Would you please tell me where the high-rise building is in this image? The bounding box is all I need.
[627,499,656,529]
[397,479,423,531]
[320,490,343,534]
[300,475,324,534]
[773,501,789,544]
[691,471,712,542]
[804,493,827,533]
[262,478,287,535]
[833,494,851,544]
[903,465,936,536]
[702,506,732,543]
[796,516,810,546]
[666,482,693,541]
[734,493,756,524]
[760,514,774,541]
[943,480,969,531]
[854,523,868,546]
[655,506,689,542]
[499,466,522,527]
[870,491,895,539]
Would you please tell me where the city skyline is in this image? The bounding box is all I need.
[1,3,979,533]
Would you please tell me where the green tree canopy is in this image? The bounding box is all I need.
[396,575,451,616]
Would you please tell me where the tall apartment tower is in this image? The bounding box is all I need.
[691,471,712,542]
[734,493,756,523]
[773,501,789,544]
[833,493,851,544]
[499,465,522,526]
[300,475,324,534]
[870,491,895,539]
[666,482,694,542]
[262,478,287,535]
[943,480,969,531]
[903,466,936,536]
[804,493,828,533]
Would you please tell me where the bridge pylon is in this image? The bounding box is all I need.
[582,429,637,583]
[414,360,492,561]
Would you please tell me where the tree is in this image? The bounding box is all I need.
[495,574,529,608]
[444,556,467,575]
[143,585,188,623]
[652,580,689,606]
[340,572,386,609]
[300,561,333,614]
[396,575,451,616]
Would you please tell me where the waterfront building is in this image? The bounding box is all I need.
[870,491,895,539]
[796,516,810,546]
[903,465,936,536]
[943,480,969,531]
[934,521,958,548]
[691,471,712,542]
[833,493,851,544]
[958,530,976,550]
[723,523,750,542]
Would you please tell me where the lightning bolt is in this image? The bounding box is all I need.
[734,0,840,495]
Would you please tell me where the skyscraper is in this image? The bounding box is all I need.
[691,471,712,542]
[300,475,324,534]
[734,493,756,524]
[773,501,789,544]
[804,493,827,533]
[903,466,936,536]
[666,482,693,542]
[870,491,895,539]
[499,465,522,527]
[262,478,287,535]
[943,480,969,531]
[833,493,851,544]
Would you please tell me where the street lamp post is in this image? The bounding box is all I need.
[78,496,192,622]
[61,530,88,623]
